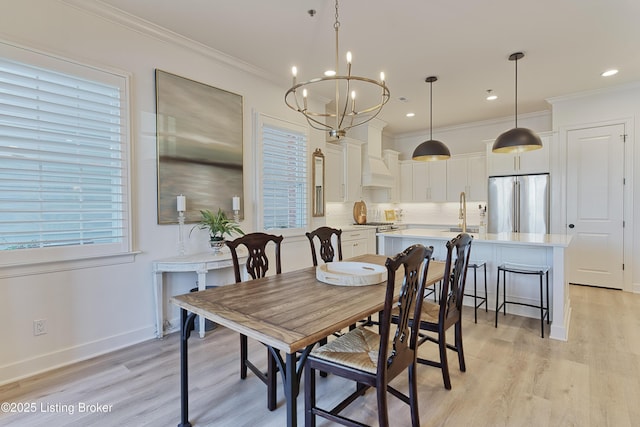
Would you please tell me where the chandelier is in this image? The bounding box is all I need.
[284,0,390,139]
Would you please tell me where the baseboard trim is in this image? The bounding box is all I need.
[0,326,154,386]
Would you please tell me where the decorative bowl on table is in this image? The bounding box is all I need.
[316,261,386,286]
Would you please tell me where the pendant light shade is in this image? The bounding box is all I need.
[492,52,542,153]
[412,76,450,161]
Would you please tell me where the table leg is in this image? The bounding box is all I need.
[178,308,197,427]
[153,271,164,338]
[197,270,207,338]
[268,345,314,427]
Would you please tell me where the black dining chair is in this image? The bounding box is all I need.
[305,226,343,266]
[226,232,283,411]
[305,244,434,427]
[398,233,472,390]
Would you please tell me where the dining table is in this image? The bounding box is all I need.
[171,253,445,427]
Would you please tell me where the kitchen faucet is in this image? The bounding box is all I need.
[459,191,467,233]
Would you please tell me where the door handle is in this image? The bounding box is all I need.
[568,224,575,229]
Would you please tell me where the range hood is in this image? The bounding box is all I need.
[358,120,394,188]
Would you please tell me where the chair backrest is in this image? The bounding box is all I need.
[305,226,343,266]
[378,244,433,378]
[439,233,473,326]
[226,232,284,283]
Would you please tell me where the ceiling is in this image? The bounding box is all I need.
[97,0,640,136]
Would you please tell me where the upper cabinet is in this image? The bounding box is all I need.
[325,138,363,203]
[446,153,487,201]
[343,139,363,202]
[399,160,447,202]
[487,133,551,176]
[324,143,344,202]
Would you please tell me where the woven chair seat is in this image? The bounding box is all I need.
[311,326,380,374]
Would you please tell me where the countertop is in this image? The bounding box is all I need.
[377,228,572,248]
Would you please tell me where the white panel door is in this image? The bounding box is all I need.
[567,124,624,289]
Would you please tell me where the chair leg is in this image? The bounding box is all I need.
[376,379,389,427]
[483,263,488,312]
[408,362,420,427]
[240,334,248,379]
[495,269,501,328]
[539,273,545,338]
[455,321,466,372]
[439,330,452,390]
[267,348,277,410]
[546,271,550,324]
[304,364,316,427]
[473,265,478,323]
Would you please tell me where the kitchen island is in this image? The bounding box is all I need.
[378,229,573,341]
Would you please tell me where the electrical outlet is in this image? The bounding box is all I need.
[33,319,47,336]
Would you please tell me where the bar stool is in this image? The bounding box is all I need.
[464,260,487,323]
[495,263,550,338]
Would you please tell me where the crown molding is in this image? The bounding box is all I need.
[61,0,279,84]
[546,81,640,104]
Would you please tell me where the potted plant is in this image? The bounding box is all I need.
[191,208,244,253]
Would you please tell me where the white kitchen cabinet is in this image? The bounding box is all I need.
[324,143,344,202]
[342,138,363,202]
[412,161,447,202]
[446,153,487,201]
[378,149,399,202]
[324,139,362,202]
[342,228,375,258]
[399,161,413,202]
[487,134,550,176]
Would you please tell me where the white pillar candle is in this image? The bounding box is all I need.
[177,195,186,212]
[232,196,240,211]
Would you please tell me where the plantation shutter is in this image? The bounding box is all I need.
[261,122,307,230]
[0,55,127,251]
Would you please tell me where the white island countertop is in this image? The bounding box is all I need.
[378,227,573,341]
[378,228,572,248]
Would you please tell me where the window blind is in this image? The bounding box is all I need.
[261,123,307,230]
[0,56,126,251]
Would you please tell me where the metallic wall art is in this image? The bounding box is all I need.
[155,70,243,224]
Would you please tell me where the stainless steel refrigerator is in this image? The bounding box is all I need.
[487,173,550,234]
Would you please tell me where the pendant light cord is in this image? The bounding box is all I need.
[429,80,433,140]
[514,55,518,128]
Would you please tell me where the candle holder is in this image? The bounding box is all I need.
[177,211,185,256]
[233,209,240,224]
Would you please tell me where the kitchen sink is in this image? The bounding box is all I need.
[446,226,479,233]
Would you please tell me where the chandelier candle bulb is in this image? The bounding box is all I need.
[380,72,385,82]
[177,195,186,212]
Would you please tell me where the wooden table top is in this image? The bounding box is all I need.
[171,254,445,354]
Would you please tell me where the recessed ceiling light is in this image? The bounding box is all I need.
[486,89,497,101]
[406,112,415,117]
[601,69,618,77]
[324,70,336,77]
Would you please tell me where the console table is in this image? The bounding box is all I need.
[152,248,247,338]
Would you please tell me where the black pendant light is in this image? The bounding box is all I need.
[492,52,542,153]
[412,76,450,161]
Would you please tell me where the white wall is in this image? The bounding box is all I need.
[549,83,640,292]
[0,0,327,384]
[389,111,552,159]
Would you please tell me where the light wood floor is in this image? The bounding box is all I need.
[2,284,640,427]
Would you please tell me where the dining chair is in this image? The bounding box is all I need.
[305,244,434,427]
[402,232,472,390]
[305,226,343,266]
[226,232,283,411]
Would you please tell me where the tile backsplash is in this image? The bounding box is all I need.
[327,201,487,227]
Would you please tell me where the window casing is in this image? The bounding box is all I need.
[0,41,131,268]
[257,114,308,233]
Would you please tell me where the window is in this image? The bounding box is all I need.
[0,42,131,268]
[258,115,308,232]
